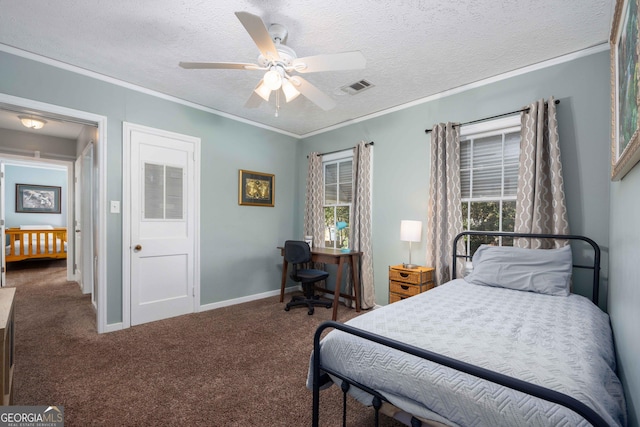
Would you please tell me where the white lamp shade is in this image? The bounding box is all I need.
[254,80,272,102]
[281,78,300,102]
[400,220,422,242]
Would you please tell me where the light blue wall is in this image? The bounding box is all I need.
[2,45,637,426]
[3,164,67,228]
[0,50,299,324]
[299,48,640,426]
[299,50,612,308]
[609,164,640,427]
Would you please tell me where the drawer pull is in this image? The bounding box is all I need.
[401,285,409,290]
[400,273,409,278]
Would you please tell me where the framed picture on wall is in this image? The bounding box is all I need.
[16,184,61,214]
[238,170,274,207]
[611,0,640,180]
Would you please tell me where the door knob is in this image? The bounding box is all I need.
[134,244,142,251]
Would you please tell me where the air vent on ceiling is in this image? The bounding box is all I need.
[340,79,374,95]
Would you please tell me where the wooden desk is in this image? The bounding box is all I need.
[279,247,361,320]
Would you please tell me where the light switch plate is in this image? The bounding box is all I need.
[110,200,120,214]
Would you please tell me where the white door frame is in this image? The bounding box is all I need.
[122,122,201,329]
[0,93,109,333]
[0,157,73,282]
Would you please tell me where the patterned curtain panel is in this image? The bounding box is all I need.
[349,141,375,309]
[304,153,325,247]
[515,97,569,248]
[426,123,464,285]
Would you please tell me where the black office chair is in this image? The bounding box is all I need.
[283,240,332,315]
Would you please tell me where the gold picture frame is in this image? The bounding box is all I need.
[238,170,274,207]
[611,0,640,180]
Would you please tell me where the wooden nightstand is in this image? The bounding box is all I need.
[388,265,435,303]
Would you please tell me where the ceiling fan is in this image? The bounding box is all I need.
[179,11,366,115]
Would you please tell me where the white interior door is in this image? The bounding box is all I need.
[81,144,94,299]
[130,128,196,326]
[74,156,83,290]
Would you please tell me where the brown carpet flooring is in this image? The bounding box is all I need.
[7,261,404,426]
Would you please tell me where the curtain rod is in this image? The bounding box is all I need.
[309,141,374,158]
[424,99,560,134]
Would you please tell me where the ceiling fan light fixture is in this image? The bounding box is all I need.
[281,78,300,102]
[254,80,272,102]
[263,68,283,90]
[19,116,47,130]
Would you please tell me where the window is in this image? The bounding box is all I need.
[460,116,520,254]
[144,163,184,220]
[323,152,353,249]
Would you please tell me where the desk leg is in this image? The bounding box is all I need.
[332,257,345,321]
[350,255,361,312]
[280,259,288,303]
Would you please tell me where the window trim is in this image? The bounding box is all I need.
[322,149,353,163]
[459,115,520,138]
[460,115,521,251]
[323,150,354,249]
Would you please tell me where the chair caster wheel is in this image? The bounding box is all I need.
[284,306,290,311]
[308,309,314,315]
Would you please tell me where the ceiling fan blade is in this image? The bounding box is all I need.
[179,61,260,70]
[289,76,336,111]
[234,11,280,62]
[244,90,264,109]
[292,51,366,73]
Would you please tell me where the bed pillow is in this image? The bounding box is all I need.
[464,244,572,296]
[20,225,54,230]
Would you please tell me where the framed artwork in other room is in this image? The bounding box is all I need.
[16,184,61,213]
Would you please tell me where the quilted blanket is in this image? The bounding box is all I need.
[308,279,626,427]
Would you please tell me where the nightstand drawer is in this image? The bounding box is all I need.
[389,267,433,285]
[389,293,408,304]
[390,280,433,296]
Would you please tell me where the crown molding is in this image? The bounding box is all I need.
[1,42,609,140]
[300,43,610,138]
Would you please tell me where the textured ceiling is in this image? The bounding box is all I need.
[0,0,614,137]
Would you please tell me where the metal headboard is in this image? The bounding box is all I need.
[452,231,601,305]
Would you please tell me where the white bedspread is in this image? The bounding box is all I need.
[308,279,626,427]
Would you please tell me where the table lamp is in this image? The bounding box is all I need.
[400,220,422,269]
[336,221,349,252]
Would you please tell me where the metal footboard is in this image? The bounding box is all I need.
[312,320,608,427]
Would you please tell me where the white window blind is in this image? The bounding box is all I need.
[461,132,519,200]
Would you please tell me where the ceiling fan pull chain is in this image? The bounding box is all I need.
[275,90,280,118]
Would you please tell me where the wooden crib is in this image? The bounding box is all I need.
[5,227,67,262]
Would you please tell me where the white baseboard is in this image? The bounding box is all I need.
[198,285,299,312]
[100,287,300,332]
[102,322,124,333]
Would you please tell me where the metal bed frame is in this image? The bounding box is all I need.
[312,231,606,427]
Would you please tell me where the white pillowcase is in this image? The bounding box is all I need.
[464,244,573,296]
